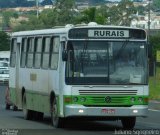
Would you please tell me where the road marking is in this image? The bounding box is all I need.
[148,109,160,112]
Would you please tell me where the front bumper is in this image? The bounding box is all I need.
[64,105,148,117]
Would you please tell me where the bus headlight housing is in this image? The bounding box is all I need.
[130,97,136,103]
[73,97,78,102]
[80,97,86,102]
[138,97,143,103]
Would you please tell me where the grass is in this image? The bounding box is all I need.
[149,67,160,100]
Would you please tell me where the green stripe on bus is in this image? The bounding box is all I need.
[64,95,148,105]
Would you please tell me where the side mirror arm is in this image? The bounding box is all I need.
[62,50,68,61]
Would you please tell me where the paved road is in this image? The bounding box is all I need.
[0,85,160,135]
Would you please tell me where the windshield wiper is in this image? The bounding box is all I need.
[115,39,129,59]
[80,41,88,73]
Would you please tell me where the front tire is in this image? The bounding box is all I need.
[22,93,33,120]
[34,111,44,121]
[121,117,136,129]
[51,97,63,128]
[5,103,10,110]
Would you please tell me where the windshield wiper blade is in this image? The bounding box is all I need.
[115,39,129,59]
[80,42,88,73]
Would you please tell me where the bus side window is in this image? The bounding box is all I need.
[10,38,17,67]
[26,37,34,68]
[50,37,59,70]
[34,37,42,68]
[42,37,50,69]
[20,38,27,68]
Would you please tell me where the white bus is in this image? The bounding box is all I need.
[9,22,149,129]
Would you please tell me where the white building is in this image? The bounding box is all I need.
[130,11,160,29]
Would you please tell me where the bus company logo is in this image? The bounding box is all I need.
[105,96,112,103]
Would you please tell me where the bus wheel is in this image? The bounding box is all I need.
[34,111,44,121]
[5,103,10,110]
[51,97,63,128]
[121,117,136,129]
[22,93,33,120]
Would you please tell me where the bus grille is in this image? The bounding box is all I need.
[79,90,137,95]
[87,96,129,104]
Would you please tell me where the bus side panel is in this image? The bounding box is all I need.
[19,68,51,113]
[25,91,50,113]
[48,70,60,111]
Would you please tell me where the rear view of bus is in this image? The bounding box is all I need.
[62,23,148,129]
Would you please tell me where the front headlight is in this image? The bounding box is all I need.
[80,97,86,102]
[130,97,136,103]
[138,97,143,103]
[73,97,78,102]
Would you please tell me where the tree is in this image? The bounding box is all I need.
[2,11,19,30]
[152,0,160,11]
[80,7,97,23]
[0,32,10,51]
[150,33,160,58]
[108,5,120,25]
[75,6,107,24]
[13,15,44,31]
[53,0,76,25]
[39,9,57,28]
[108,0,136,26]
[95,5,109,24]
[117,0,136,26]
[13,0,76,31]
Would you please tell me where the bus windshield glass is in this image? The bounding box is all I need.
[65,41,147,85]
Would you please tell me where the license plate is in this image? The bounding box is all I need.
[101,109,115,114]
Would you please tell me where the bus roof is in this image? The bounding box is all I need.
[11,23,146,37]
[11,28,70,37]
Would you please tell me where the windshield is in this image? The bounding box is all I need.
[65,41,148,85]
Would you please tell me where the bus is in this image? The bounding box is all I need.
[9,22,149,129]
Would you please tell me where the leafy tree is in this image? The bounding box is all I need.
[150,33,160,58]
[39,9,57,28]
[135,6,145,15]
[79,7,97,23]
[13,15,44,31]
[13,0,76,31]
[75,6,108,24]
[107,0,136,26]
[117,0,136,26]
[108,5,120,25]
[53,0,76,25]
[1,11,19,31]
[0,32,10,51]
[152,0,160,11]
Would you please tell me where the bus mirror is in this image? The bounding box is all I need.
[62,51,68,61]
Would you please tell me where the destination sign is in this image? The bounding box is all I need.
[68,28,146,39]
[88,30,129,38]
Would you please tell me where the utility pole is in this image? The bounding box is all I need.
[36,0,39,18]
[27,0,39,18]
[148,0,151,41]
